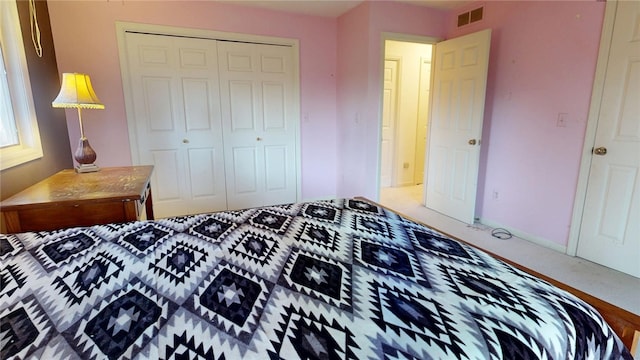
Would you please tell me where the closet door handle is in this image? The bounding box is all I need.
[182,139,189,144]
[256,137,263,141]
[468,139,477,145]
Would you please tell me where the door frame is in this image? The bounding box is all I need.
[377,32,440,202]
[381,56,401,188]
[115,21,302,202]
[566,1,616,256]
[414,55,432,185]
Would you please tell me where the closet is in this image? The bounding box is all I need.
[122,31,298,218]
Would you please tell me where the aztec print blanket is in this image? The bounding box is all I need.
[0,198,632,359]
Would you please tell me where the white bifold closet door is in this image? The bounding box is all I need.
[123,32,297,217]
[217,41,297,210]
[125,33,227,218]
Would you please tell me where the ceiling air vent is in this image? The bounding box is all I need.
[457,6,484,27]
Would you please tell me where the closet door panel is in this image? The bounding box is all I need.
[218,41,297,209]
[124,32,227,217]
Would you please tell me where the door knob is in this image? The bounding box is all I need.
[182,139,189,144]
[256,137,263,141]
[593,147,607,156]
[468,139,477,145]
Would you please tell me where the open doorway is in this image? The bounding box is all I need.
[379,31,491,224]
[380,39,433,204]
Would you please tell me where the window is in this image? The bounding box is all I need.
[1,45,19,147]
[0,0,43,170]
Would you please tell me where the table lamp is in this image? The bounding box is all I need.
[52,73,104,173]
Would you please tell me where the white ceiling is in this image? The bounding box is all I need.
[219,0,472,18]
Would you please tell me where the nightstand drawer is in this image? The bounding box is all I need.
[7,201,128,232]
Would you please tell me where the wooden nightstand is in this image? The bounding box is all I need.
[0,166,154,233]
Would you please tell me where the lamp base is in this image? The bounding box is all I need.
[76,163,100,173]
[74,137,99,173]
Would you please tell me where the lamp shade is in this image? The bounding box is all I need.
[52,73,105,109]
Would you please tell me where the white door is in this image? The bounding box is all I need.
[381,59,399,188]
[124,32,227,218]
[576,1,640,277]
[425,29,491,224]
[414,56,431,185]
[217,41,298,210]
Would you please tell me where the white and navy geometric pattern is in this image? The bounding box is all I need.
[116,222,174,258]
[187,215,237,244]
[39,245,136,330]
[0,234,23,260]
[287,218,351,263]
[353,236,430,287]
[0,295,56,359]
[278,248,353,312]
[0,198,632,359]
[219,227,291,283]
[186,261,274,342]
[30,229,103,272]
[138,233,220,305]
[299,201,342,224]
[0,254,34,307]
[248,209,294,235]
[63,278,177,359]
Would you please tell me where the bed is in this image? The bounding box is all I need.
[1,198,636,359]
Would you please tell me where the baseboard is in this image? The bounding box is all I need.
[300,195,338,202]
[477,217,568,254]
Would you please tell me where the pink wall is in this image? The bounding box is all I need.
[445,1,605,246]
[336,1,446,198]
[335,1,605,248]
[48,0,607,249]
[47,0,338,199]
[336,3,371,198]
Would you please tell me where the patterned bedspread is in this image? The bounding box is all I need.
[0,199,632,359]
